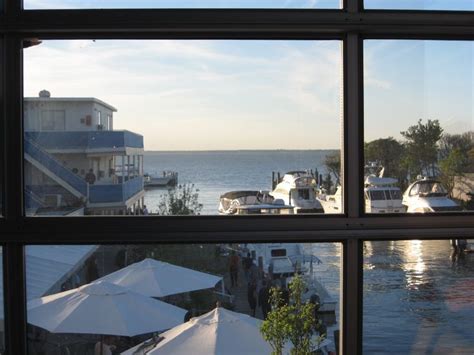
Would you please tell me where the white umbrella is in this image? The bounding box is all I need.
[27,280,187,336]
[122,307,275,355]
[98,258,222,297]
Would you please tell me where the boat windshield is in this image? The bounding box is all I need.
[369,190,386,200]
[297,188,311,200]
[410,181,447,197]
[390,189,402,200]
[271,249,287,257]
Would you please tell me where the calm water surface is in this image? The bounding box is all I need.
[143,151,474,353]
[364,240,474,354]
[143,150,332,214]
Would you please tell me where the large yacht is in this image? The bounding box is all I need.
[270,171,324,214]
[402,177,462,213]
[244,243,337,313]
[319,167,405,214]
[364,176,405,213]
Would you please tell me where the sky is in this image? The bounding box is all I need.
[22,9,474,151]
[24,40,343,150]
[23,0,474,10]
[364,40,474,141]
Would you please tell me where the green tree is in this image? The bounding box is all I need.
[439,132,474,173]
[439,148,466,197]
[322,173,333,194]
[261,275,325,355]
[158,183,203,215]
[324,152,341,186]
[260,287,290,355]
[364,137,407,187]
[400,119,443,178]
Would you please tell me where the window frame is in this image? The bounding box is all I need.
[1,1,474,354]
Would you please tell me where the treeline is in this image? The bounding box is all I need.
[324,119,474,194]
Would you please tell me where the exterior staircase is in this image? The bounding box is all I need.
[24,136,88,199]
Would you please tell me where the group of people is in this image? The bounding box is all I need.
[228,250,289,320]
[125,205,149,215]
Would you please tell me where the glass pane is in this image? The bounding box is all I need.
[364,240,474,353]
[364,40,474,214]
[23,40,343,216]
[365,0,473,11]
[25,0,341,9]
[25,242,341,354]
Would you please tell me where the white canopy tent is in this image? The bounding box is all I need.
[122,307,277,355]
[98,258,222,297]
[27,280,187,336]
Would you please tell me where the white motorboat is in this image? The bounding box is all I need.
[218,190,293,215]
[270,171,324,214]
[364,176,405,213]
[245,243,337,313]
[402,177,462,213]
[317,185,342,214]
[318,172,405,214]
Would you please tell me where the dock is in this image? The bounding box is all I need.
[144,171,178,188]
[224,266,265,320]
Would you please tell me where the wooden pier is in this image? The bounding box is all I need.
[223,266,264,320]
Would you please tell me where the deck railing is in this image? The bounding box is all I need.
[89,176,144,204]
[25,130,143,151]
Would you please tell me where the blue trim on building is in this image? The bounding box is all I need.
[25,130,144,150]
[89,176,144,204]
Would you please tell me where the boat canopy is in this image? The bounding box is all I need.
[220,190,268,200]
[285,170,308,176]
[365,176,398,186]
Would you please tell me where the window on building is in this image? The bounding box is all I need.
[364,40,474,214]
[23,39,342,217]
[1,1,474,354]
[365,0,474,11]
[363,239,474,353]
[25,242,341,355]
[24,0,341,9]
[97,111,102,128]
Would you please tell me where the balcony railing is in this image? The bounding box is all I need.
[25,130,144,152]
[88,176,144,204]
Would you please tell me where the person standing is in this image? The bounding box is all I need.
[243,252,253,281]
[85,169,96,185]
[247,280,257,317]
[94,336,116,355]
[228,251,240,287]
[85,256,99,283]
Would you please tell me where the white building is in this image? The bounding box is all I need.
[24,90,145,215]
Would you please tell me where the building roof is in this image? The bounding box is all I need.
[25,97,117,112]
[0,245,97,321]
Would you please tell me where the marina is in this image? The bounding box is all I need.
[19,93,474,354]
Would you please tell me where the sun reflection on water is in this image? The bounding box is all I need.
[402,240,427,290]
